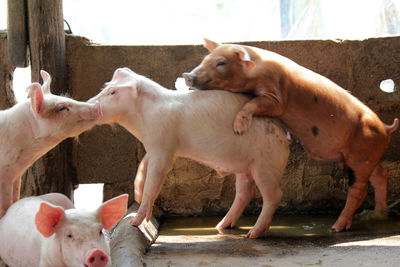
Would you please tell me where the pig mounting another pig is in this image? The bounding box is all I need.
[183,39,399,233]
[89,67,290,238]
[0,70,102,218]
[0,193,128,267]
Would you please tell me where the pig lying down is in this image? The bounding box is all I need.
[0,193,128,267]
[0,70,102,218]
[183,39,399,232]
[89,67,290,238]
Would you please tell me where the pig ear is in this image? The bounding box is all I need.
[27,83,44,117]
[203,38,220,52]
[233,45,255,71]
[35,203,65,238]
[107,68,140,98]
[97,194,128,230]
[40,70,52,94]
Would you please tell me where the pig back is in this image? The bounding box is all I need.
[175,89,289,165]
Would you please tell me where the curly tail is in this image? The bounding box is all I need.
[386,118,399,135]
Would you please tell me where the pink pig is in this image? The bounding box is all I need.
[0,193,128,267]
[0,70,102,218]
[89,68,289,238]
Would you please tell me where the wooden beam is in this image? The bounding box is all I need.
[7,0,28,68]
[22,0,74,199]
[27,0,66,93]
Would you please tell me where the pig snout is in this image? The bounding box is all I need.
[94,101,103,118]
[85,249,109,267]
[182,72,195,87]
[80,101,103,121]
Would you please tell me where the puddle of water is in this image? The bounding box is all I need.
[159,214,400,238]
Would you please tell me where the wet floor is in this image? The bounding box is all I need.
[159,214,400,238]
[143,214,400,267]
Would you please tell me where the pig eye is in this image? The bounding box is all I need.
[58,106,69,112]
[67,233,73,239]
[109,90,116,96]
[216,61,226,67]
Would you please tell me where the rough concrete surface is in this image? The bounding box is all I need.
[143,215,400,267]
[144,234,400,267]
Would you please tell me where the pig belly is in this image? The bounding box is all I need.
[0,198,43,266]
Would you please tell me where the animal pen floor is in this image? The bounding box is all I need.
[142,215,400,267]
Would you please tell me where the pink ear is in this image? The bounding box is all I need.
[233,46,255,71]
[35,203,65,238]
[40,70,52,94]
[98,194,128,230]
[203,38,220,52]
[107,68,140,98]
[28,83,44,116]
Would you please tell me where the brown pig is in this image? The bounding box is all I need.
[183,39,398,232]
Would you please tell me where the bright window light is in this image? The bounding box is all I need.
[62,0,400,45]
[12,67,31,102]
[74,183,104,210]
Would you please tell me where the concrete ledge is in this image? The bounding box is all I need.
[110,203,159,267]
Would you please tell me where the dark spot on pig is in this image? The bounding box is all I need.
[314,95,318,103]
[311,126,319,136]
[347,168,356,186]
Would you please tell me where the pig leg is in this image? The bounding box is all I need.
[331,155,381,232]
[233,94,285,135]
[0,180,13,218]
[12,177,22,203]
[130,151,175,226]
[368,164,388,217]
[216,173,255,229]
[247,165,283,238]
[134,153,149,203]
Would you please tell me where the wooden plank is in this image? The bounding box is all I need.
[7,0,28,67]
[22,0,73,198]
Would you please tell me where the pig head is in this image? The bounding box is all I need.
[0,70,102,218]
[0,193,128,267]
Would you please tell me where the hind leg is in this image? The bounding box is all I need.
[369,164,388,217]
[331,157,381,232]
[247,166,283,238]
[216,173,255,230]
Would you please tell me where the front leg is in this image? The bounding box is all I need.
[12,177,22,203]
[134,153,149,203]
[234,90,285,135]
[130,150,175,226]
[216,173,255,230]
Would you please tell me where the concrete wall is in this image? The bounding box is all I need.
[66,35,400,217]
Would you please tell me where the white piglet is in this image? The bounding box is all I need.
[0,193,128,267]
[89,68,290,238]
[0,70,102,217]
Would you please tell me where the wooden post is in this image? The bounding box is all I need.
[7,0,28,67]
[27,0,66,92]
[20,0,74,198]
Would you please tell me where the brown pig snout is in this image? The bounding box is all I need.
[182,72,195,87]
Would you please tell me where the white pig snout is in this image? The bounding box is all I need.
[85,248,109,267]
[79,101,103,121]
